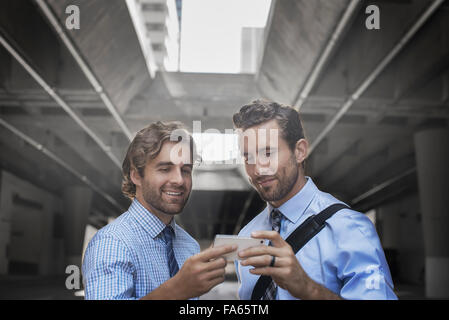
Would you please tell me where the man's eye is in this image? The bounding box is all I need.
[182,168,192,174]
[159,168,169,172]
[265,150,276,157]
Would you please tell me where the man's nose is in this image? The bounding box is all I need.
[254,156,269,176]
[255,155,276,176]
[169,167,184,185]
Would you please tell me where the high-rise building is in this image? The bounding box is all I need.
[130,0,181,71]
[240,27,264,74]
[175,0,183,30]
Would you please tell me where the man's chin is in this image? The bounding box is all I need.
[258,191,276,202]
[161,202,187,215]
[256,187,284,203]
[144,198,187,216]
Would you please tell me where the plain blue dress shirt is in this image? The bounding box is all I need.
[236,177,397,300]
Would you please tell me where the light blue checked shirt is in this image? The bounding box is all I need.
[236,177,398,300]
[82,199,200,300]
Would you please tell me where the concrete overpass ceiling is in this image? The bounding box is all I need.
[311,0,433,98]
[1,113,122,185]
[0,83,123,183]
[0,4,126,169]
[0,0,448,232]
[0,122,125,216]
[0,0,145,216]
[160,72,260,102]
[257,0,352,104]
[278,0,449,207]
[0,1,88,90]
[127,72,262,131]
[308,0,449,115]
[45,0,153,115]
[0,125,79,195]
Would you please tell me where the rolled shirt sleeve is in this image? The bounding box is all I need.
[82,235,137,300]
[331,212,397,300]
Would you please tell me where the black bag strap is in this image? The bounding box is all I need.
[250,203,350,300]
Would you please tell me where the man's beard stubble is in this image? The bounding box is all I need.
[253,155,299,203]
[142,182,190,216]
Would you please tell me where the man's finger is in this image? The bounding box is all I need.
[241,255,271,268]
[205,267,226,281]
[196,245,237,262]
[249,266,281,277]
[207,275,226,289]
[203,256,227,272]
[251,230,286,247]
[238,243,280,259]
[241,256,288,268]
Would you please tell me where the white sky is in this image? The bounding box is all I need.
[180,0,272,73]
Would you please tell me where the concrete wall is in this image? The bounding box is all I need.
[0,170,64,275]
[377,192,425,285]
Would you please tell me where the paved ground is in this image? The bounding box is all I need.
[0,275,83,300]
[0,275,430,300]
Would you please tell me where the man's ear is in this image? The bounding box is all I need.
[294,139,308,165]
[130,168,142,187]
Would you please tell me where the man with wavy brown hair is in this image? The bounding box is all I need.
[82,121,236,300]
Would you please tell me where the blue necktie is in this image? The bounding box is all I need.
[162,225,179,277]
[262,209,282,300]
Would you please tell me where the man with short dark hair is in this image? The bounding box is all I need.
[82,121,236,300]
[233,100,397,300]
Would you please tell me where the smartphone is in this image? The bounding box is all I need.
[213,234,267,261]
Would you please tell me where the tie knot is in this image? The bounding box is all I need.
[162,225,175,244]
[271,209,282,232]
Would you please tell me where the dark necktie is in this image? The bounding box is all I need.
[162,225,179,277]
[262,208,282,300]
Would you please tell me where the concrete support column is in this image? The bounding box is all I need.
[62,186,92,268]
[414,128,449,298]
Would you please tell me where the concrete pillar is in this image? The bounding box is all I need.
[414,128,449,298]
[62,186,92,268]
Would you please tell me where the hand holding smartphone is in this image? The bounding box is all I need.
[213,234,267,261]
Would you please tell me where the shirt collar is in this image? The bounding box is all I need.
[267,176,317,224]
[129,198,177,239]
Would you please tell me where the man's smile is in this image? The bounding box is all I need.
[162,189,185,199]
[256,176,277,187]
